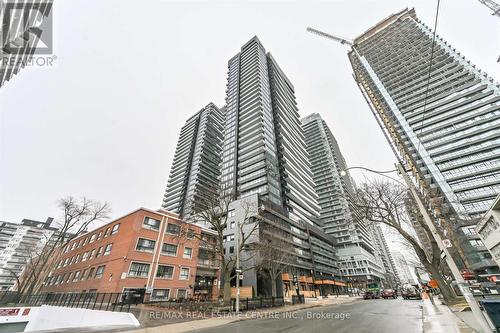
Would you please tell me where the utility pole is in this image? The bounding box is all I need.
[235,220,241,315]
[396,162,493,333]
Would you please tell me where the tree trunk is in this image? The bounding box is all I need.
[425,263,456,303]
[271,275,277,297]
[223,270,232,306]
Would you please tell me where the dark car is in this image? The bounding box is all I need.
[402,286,422,300]
[363,290,381,299]
[363,291,375,299]
[382,289,397,299]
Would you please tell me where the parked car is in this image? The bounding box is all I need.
[402,285,422,300]
[363,290,381,299]
[363,291,375,299]
[381,289,397,299]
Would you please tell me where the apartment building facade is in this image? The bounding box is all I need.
[162,103,224,218]
[0,217,57,290]
[477,195,500,269]
[40,208,220,301]
[302,113,385,287]
[164,37,341,296]
[349,8,500,274]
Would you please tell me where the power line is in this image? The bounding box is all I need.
[415,0,442,155]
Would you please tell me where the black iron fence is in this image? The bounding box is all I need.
[1,291,286,314]
[0,291,137,312]
[234,296,285,310]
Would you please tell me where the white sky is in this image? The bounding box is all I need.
[1,0,499,225]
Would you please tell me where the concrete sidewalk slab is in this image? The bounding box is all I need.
[422,297,476,333]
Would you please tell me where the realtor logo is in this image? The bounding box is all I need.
[1,0,54,55]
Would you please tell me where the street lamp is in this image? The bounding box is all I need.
[340,166,401,184]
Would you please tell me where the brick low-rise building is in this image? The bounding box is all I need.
[40,208,220,301]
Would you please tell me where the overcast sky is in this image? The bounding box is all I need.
[1,0,499,225]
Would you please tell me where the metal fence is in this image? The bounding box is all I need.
[235,296,285,310]
[0,291,136,312]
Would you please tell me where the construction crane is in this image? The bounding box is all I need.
[478,0,500,17]
[306,27,353,46]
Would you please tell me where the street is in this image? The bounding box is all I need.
[188,298,423,333]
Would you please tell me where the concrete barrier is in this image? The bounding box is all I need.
[0,305,139,332]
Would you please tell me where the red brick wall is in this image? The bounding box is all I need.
[41,208,215,300]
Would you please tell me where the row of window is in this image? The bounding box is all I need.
[135,238,192,258]
[46,265,106,286]
[143,217,183,235]
[151,288,187,300]
[129,262,190,280]
[57,244,112,268]
[64,224,120,253]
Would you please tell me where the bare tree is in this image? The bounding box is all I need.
[17,197,110,299]
[187,188,259,305]
[354,179,456,303]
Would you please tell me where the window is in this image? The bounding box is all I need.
[156,265,174,279]
[136,238,156,252]
[166,223,180,235]
[88,267,95,280]
[81,269,87,280]
[104,227,110,237]
[462,226,477,236]
[73,271,81,281]
[95,265,105,279]
[179,268,189,280]
[90,249,96,258]
[187,230,195,239]
[128,262,150,278]
[67,272,73,283]
[469,239,485,248]
[228,210,235,217]
[83,237,89,245]
[162,243,177,256]
[143,217,161,230]
[152,289,170,301]
[111,224,120,235]
[229,246,234,254]
[230,221,235,229]
[177,289,187,299]
[103,243,112,255]
[82,251,89,262]
[97,231,103,240]
[183,247,193,259]
[96,246,103,257]
[89,234,97,243]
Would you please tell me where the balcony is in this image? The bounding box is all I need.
[197,258,219,269]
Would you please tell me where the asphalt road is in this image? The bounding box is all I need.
[188,297,423,333]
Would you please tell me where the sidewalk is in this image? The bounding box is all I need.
[422,295,477,333]
[128,296,362,333]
